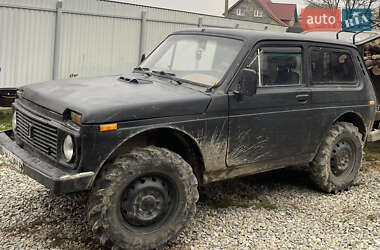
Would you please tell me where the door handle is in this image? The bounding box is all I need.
[296,94,310,103]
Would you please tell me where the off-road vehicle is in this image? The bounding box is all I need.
[0,28,376,249]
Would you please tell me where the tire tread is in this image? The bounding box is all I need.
[310,122,363,193]
[87,146,198,250]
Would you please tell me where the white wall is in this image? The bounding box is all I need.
[0,0,286,87]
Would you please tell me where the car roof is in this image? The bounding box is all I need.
[173,28,357,48]
[302,30,380,46]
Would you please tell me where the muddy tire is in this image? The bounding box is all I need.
[310,122,363,193]
[87,146,199,250]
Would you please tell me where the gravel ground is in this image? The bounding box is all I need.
[0,150,379,249]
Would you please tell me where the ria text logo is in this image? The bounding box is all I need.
[301,8,372,32]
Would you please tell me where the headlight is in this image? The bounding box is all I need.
[63,135,74,162]
[12,111,17,131]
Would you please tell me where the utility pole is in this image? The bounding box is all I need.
[224,0,229,16]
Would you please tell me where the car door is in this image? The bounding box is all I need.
[227,43,314,168]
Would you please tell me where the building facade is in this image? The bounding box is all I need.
[224,0,298,27]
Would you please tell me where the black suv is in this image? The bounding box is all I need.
[0,29,376,250]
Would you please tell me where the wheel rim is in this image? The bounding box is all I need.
[330,138,355,177]
[120,175,177,230]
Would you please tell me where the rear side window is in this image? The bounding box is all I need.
[311,48,357,85]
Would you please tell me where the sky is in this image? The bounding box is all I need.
[110,0,307,16]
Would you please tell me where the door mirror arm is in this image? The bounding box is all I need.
[232,90,242,101]
[140,54,146,63]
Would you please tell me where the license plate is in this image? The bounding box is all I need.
[1,146,24,174]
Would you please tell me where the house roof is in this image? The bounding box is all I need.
[228,0,295,27]
[270,3,296,21]
[251,0,290,26]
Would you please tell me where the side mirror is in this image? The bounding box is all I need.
[237,68,258,96]
[140,54,146,63]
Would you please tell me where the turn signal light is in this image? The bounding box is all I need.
[369,100,375,106]
[16,90,23,98]
[100,123,118,132]
[71,112,82,125]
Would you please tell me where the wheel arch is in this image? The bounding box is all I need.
[94,126,206,186]
[312,111,367,162]
[334,111,367,139]
[310,112,365,193]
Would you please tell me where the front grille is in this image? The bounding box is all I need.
[16,110,58,159]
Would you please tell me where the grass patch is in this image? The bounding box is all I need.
[200,192,252,209]
[364,142,380,161]
[206,198,251,209]
[363,153,377,162]
[363,142,380,172]
[367,214,377,222]
[202,193,278,210]
[254,199,278,210]
[0,112,12,131]
[360,166,369,173]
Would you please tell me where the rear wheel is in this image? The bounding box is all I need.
[310,122,363,193]
[88,146,199,250]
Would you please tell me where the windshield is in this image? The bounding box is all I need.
[140,34,243,86]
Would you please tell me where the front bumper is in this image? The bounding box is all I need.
[0,131,94,194]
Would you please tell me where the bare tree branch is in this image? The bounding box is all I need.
[305,0,377,9]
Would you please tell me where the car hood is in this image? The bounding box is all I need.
[21,75,211,123]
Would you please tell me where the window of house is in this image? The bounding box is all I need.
[247,47,303,86]
[311,49,357,84]
[254,9,263,17]
[236,8,245,16]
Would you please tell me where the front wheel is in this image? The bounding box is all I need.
[88,146,199,250]
[310,122,363,193]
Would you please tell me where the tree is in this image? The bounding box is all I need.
[305,0,378,10]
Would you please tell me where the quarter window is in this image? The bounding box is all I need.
[311,49,357,84]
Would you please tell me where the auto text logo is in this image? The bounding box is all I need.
[301,8,372,32]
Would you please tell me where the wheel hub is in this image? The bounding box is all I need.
[141,195,157,210]
[121,176,174,228]
[331,140,354,176]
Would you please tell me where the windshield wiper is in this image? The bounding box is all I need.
[206,85,217,92]
[133,67,151,76]
[152,70,213,88]
[152,70,176,77]
[152,70,183,85]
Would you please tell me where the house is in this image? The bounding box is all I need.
[224,0,298,27]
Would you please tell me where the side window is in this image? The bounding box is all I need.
[311,50,331,83]
[311,48,357,84]
[247,47,303,86]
